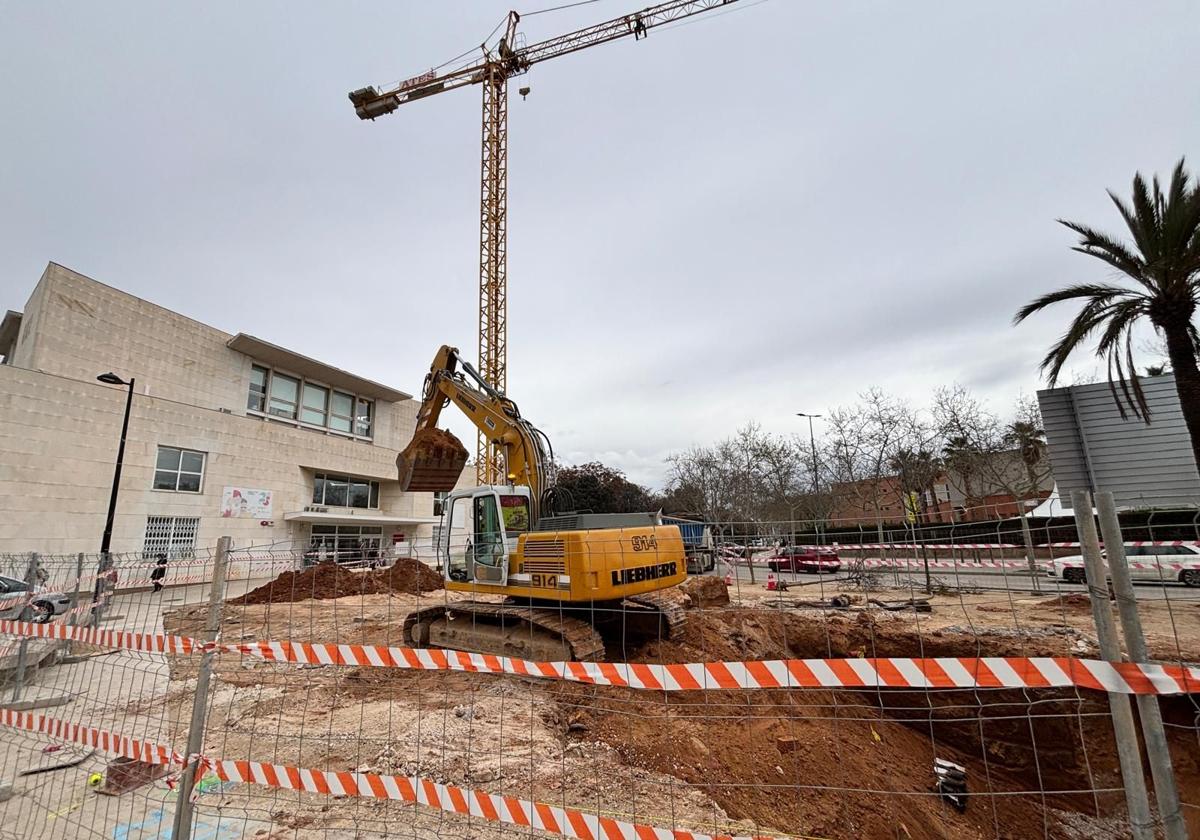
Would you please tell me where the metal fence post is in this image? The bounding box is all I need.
[1017,510,1041,593]
[1071,490,1155,840]
[171,536,231,840]
[90,553,111,630]
[10,553,38,702]
[1095,491,1187,840]
[68,553,85,627]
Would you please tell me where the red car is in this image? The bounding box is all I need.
[767,547,841,574]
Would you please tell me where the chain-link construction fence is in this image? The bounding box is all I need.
[2,492,1198,840]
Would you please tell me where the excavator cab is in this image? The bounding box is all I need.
[442,485,532,587]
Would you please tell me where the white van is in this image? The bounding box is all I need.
[1046,544,1200,587]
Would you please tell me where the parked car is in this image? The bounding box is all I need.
[1046,544,1200,587]
[0,574,71,622]
[767,547,842,574]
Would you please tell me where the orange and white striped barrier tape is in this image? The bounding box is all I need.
[3,618,1197,695]
[0,709,774,840]
[198,756,775,840]
[1041,540,1200,548]
[0,619,196,655]
[0,709,183,766]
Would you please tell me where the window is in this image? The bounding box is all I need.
[153,446,205,493]
[313,472,380,509]
[247,365,268,412]
[268,373,299,419]
[246,365,374,439]
[355,398,373,437]
[301,383,329,426]
[433,490,449,517]
[309,524,383,565]
[143,516,200,559]
[330,391,354,432]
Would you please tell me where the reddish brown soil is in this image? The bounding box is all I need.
[547,607,1200,840]
[680,575,731,608]
[1037,594,1094,615]
[406,427,469,460]
[232,560,443,605]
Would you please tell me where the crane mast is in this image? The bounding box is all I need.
[349,0,740,484]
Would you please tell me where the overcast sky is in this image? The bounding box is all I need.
[2,1,1198,487]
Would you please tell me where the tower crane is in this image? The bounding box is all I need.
[349,0,741,485]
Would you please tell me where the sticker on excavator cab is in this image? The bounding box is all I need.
[500,495,530,531]
[611,561,677,586]
[530,573,558,588]
[630,535,658,552]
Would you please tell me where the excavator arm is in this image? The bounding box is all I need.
[397,345,552,519]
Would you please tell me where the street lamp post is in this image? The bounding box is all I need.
[797,413,822,544]
[97,372,135,558]
[796,413,821,493]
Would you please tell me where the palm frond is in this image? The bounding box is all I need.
[1108,178,1156,263]
[1039,296,1126,384]
[1093,299,1151,420]
[1013,283,1136,325]
[1057,220,1146,282]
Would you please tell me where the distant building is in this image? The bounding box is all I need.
[1038,374,1200,509]
[0,263,443,558]
[829,449,1054,527]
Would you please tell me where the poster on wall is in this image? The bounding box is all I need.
[220,487,274,519]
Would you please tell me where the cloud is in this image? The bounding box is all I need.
[2,1,1196,490]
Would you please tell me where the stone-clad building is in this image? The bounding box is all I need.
[0,262,439,557]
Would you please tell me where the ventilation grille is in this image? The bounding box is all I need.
[523,538,566,559]
[522,560,566,575]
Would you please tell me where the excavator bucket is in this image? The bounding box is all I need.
[396,427,470,492]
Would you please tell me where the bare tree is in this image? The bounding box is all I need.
[932,386,1052,512]
[932,386,1053,586]
[823,389,928,538]
[666,423,807,526]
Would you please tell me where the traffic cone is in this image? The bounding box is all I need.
[766,573,777,591]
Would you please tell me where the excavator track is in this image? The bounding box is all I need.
[622,589,689,641]
[404,601,606,662]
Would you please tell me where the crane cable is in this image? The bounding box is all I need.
[522,0,607,17]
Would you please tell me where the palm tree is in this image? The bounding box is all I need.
[1014,158,1200,469]
[1003,420,1047,495]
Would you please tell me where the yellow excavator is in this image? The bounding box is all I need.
[397,345,687,661]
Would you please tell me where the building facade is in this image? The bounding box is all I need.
[828,449,1054,527]
[0,263,441,558]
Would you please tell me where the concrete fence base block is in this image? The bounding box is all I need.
[0,694,73,712]
[59,651,119,665]
[96,757,168,795]
[0,781,13,803]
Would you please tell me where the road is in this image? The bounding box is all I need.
[720,562,1200,601]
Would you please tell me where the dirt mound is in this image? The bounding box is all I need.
[680,575,730,608]
[1037,593,1094,614]
[232,559,443,605]
[407,426,467,458]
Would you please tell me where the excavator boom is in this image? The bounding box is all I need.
[396,345,551,518]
